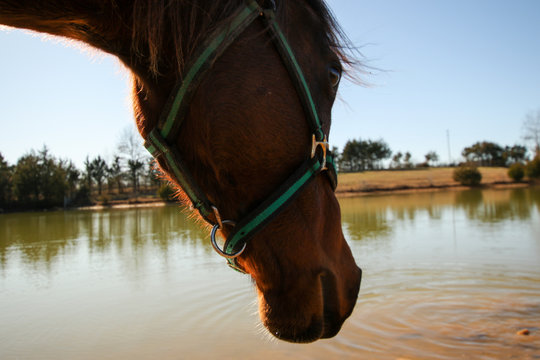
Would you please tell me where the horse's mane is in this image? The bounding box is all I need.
[130,0,355,77]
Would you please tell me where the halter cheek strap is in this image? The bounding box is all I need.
[144,0,338,272]
[145,2,262,224]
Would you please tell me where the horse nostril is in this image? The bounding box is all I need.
[319,271,343,339]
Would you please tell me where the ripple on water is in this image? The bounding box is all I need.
[329,265,540,359]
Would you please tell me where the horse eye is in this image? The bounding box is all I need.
[328,66,342,89]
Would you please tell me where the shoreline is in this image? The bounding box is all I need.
[335,180,532,198]
[76,179,534,211]
[76,199,170,211]
[2,167,536,213]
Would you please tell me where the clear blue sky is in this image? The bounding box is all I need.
[1,0,540,168]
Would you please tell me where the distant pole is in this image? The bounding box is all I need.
[447,129,452,165]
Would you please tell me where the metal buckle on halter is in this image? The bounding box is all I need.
[210,206,246,259]
[311,134,329,171]
[210,220,246,259]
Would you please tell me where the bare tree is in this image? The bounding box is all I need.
[523,109,540,157]
[117,126,149,195]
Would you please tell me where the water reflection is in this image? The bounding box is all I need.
[0,205,209,272]
[340,197,392,241]
[1,187,539,359]
[339,187,540,360]
[340,187,540,243]
[2,188,539,273]
[455,188,539,223]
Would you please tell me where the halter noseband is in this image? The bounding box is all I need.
[144,0,338,272]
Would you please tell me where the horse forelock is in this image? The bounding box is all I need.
[130,0,244,76]
[129,0,357,78]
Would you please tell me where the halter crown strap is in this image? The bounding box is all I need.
[158,2,261,142]
[144,1,261,223]
[260,9,325,141]
[144,0,338,272]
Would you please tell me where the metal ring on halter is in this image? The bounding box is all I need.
[210,220,246,259]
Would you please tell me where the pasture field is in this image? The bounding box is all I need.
[336,167,523,196]
[82,167,524,209]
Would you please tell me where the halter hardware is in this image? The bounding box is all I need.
[144,0,338,272]
[210,220,246,259]
[311,134,329,171]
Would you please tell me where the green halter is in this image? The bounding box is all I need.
[144,0,338,272]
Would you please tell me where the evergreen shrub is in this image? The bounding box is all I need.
[453,164,482,186]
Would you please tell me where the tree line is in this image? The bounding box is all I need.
[461,142,527,167]
[336,109,540,172]
[2,110,540,211]
[1,137,536,211]
[0,128,162,211]
[335,139,535,173]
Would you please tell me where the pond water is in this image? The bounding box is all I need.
[1,187,539,359]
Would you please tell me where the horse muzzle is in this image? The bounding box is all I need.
[259,266,362,343]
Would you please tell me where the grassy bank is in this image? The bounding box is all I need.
[41,167,532,211]
[336,167,526,196]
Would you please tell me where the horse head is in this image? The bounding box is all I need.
[152,1,360,343]
[0,0,361,343]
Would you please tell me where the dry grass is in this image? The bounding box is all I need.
[336,167,517,195]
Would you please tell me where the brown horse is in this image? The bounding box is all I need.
[0,0,361,343]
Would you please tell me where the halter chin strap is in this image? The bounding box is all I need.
[144,0,338,272]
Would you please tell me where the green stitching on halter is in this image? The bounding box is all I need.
[144,1,261,223]
[269,21,324,141]
[145,143,158,157]
[160,4,258,138]
[225,158,323,254]
[143,0,337,271]
[147,129,212,218]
